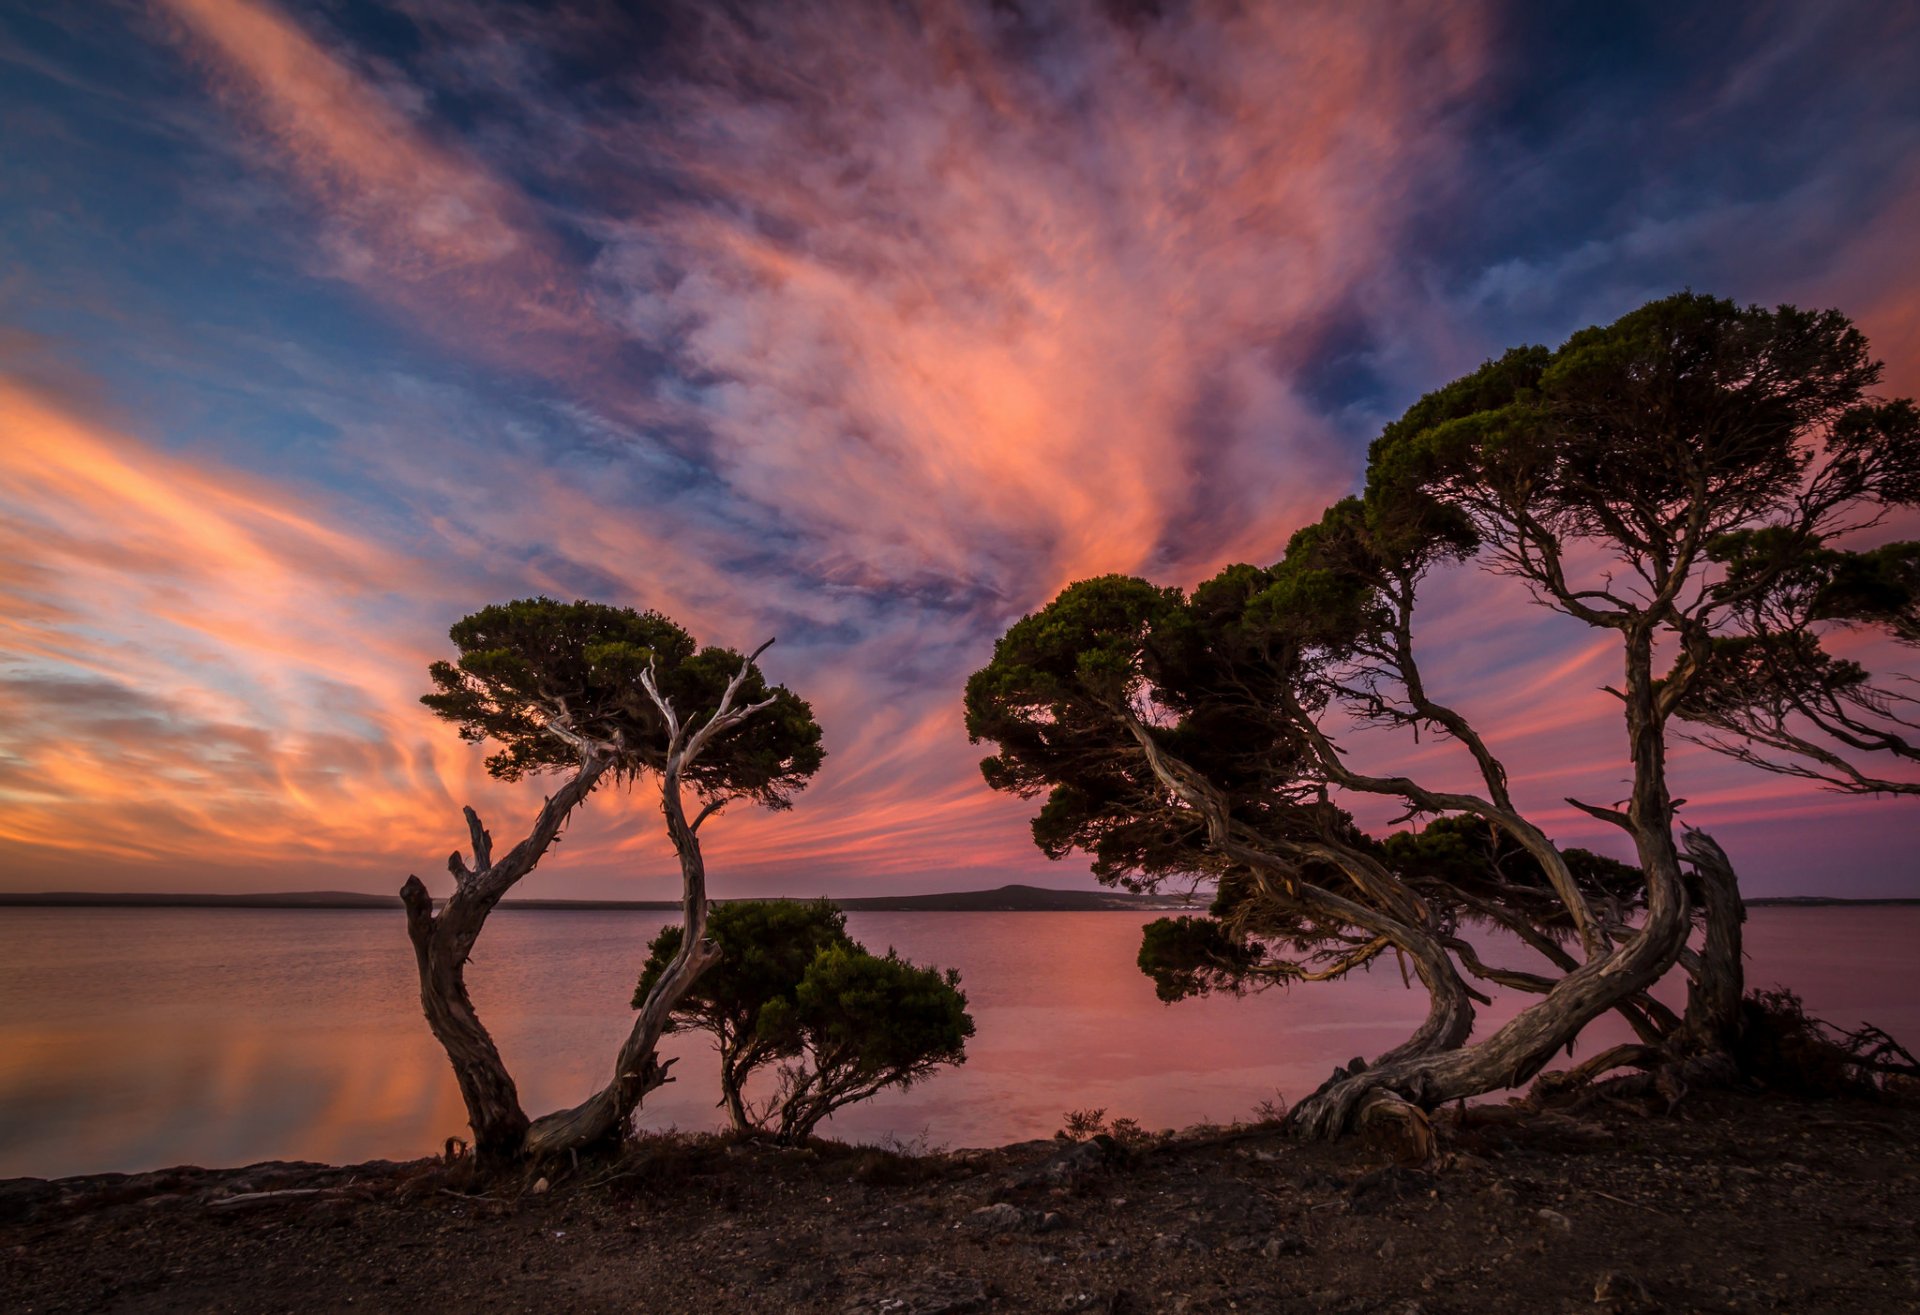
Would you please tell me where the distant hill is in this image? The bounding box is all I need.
[0,883,1198,913]
[1743,895,1920,907]
[8,887,1906,913]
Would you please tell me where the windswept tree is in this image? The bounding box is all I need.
[635,900,973,1144]
[965,573,1501,1115]
[402,598,823,1163]
[970,293,1920,1136]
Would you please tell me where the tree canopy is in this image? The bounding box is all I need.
[967,292,1920,1136]
[638,900,972,1143]
[405,597,826,1163]
[422,597,824,808]
[635,898,854,1133]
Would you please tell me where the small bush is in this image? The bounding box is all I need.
[639,900,972,1143]
[1735,986,1918,1097]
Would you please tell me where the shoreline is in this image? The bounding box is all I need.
[5,1090,1917,1313]
[1,890,1911,913]
[0,883,1199,913]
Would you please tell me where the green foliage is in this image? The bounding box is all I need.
[1136,914,1264,1002]
[1811,541,1920,643]
[633,897,850,1030]
[1366,293,1919,583]
[638,900,972,1141]
[964,571,1334,889]
[764,942,974,1143]
[1380,814,1644,930]
[421,597,824,806]
[772,944,973,1083]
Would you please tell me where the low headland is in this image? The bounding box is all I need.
[3,885,1912,912]
[4,1089,1917,1314]
[0,883,1196,912]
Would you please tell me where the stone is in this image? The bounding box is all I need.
[963,1201,1061,1235]
[1150,1232,1209,1255]
[1260,1233,1312,1259]
[1346,1166,1438,1216]
[1593,1270,1656,1313]
[844,1273,990,1315]
[1011,1136,1125,1191]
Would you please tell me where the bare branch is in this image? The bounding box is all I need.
[1565,796,1634,830]
[681,639,780,768]
[464,806,493,872]
[637,658,682,750]
[689,796,729,833]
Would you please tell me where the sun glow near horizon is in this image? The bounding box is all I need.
[2,0,1918,898]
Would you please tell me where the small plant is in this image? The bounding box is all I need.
[1060,1108,1108,1140]
[1737,986,1920,1096]
[1251,1091,1289,1124]
[1058,1108,1153,1145]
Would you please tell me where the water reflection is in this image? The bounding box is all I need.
[0,906,1914,1178]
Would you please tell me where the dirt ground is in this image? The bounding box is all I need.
[3,1090,1917,1314]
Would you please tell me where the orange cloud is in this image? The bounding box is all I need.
[595,2,1489,596]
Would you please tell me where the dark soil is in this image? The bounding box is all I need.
[3,1091,1917,1314]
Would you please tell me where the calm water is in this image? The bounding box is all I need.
[0,906,1915,1179]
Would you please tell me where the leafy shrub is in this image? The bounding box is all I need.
[638,900,972,1142]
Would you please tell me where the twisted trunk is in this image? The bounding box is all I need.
[1126,720,1478,1070]
[401,881,528,1162]
[719,1047,753,1134]
[1678,828,1746,1056]
[1288,627,1694,1138]
[524,764,721,1157]
[401,757,609,1166]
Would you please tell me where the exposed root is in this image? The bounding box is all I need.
[1288,1057,1448,1143]
[1354,1092,1434,1165]
[1525,988,1920,1118]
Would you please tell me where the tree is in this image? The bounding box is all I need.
[758,944,974,1144]
[636,901,973,1143]
[634,898,853,1133]
[1360,293,1916,1077]
[969,293,1920,1136]
[401,598,823,1163]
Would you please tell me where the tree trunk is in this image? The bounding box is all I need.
[401,880,528,1162]
[719,1052,752,1134]
[1287,627,1695,1138]
[524,764,721,1158]
[1678,828,1746,1056]
[401,757,609,1166]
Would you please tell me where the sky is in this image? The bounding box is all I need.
[1,0,1917,901]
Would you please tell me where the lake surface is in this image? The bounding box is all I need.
[1,906,1915,1179]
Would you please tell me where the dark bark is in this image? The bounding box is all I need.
[1286,626,1694,1139]
[525,762,721,1157]
[1678,828,1747,1057]
[401,756,610,1165]
[718,1050,751,1135]
[1125,720,1479,1071]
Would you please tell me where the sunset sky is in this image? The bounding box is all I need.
[2,1,1917,900]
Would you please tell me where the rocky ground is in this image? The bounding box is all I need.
[3,1091,1917,1314]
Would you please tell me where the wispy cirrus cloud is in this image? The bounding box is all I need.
[0,0,1916,895]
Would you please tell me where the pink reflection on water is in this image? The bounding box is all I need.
[0,907,1914,1178]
